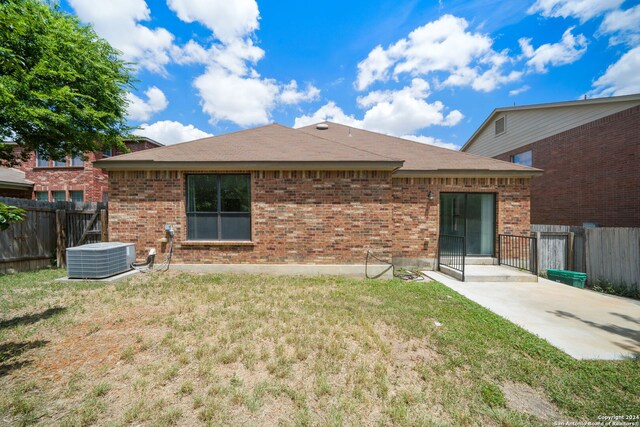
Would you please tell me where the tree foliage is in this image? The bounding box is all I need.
[0,0,135,166]
[0,202,26,230]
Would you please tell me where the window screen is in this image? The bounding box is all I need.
[69,190,84,202]
[186,174,251,241]
[495,117,505,135]
[52,191,66,202]
[36,153,49,167]
[35,191,49,201]
[53,158,67,167]
[71,155,83,166]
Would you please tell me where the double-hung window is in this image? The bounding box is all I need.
[186,174,251,241]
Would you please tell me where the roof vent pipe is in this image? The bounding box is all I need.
[316,123,329,130]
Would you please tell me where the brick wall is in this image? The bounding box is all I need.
[109,170,531,265]
[13,151,108,202]
[391,177,531,261]
[495,105,640,227]
[11,140,160,203]
[0,188,32,199]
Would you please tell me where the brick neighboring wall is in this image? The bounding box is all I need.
[0,188,32,199]
[11,140,159,202]
[392,177,531,260]
[109,170,531,265]
[495,105,640,227]
[14,151,108,202]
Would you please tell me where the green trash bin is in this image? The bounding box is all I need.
[546,269,587,288]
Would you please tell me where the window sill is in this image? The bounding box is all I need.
[181,240,255,246]
[33,166,84,170]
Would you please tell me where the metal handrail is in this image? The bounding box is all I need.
[498,234,537,275]
[438,234,466,281]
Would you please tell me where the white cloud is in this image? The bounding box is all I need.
[172,39,264,75]
[166,0,319,127]
[519,27,587,73]
[279,81,320,105]
[68,0,175,74]
[599,5,640,46]
[293,102,363,129]
[509,85,531,96]
[355,14,519,93]
[133,120,212,145]
[194,66,280,126]
[294,80,463,137]
[528,0,623,22]
[126,87,168,121]
[400,134,460,151]
[588,46,640,97]
[167,0,259,43]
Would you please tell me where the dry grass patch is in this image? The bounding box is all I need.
[0,269,638,426]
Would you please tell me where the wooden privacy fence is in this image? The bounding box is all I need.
[531,224,639,293]
[0,197,107,273]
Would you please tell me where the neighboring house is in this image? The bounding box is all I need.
[0,167,33,199]
[95,122,540,271]
[10,137,162,203]
[461,94,640,227]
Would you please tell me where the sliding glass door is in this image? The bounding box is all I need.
[440,193,496,256]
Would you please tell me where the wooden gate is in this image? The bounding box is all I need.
[0,197,107,273]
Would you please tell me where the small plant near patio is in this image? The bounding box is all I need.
[0,269,638,426]
[592,279,639,300]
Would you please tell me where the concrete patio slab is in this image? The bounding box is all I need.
[424,270,640,360]
[55,269,140,283]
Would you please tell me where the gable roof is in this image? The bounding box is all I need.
[96,122,540,177]
[461,93,640,152]
[0,167,33,189]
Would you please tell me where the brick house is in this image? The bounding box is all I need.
[8,137,162,203]
[461,94,640,227]
[96,122,539,272]
[0,167,33,199]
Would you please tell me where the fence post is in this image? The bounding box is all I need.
[535,231,541,275]
[56,209,67,268]
[100,209,108,242]
[568,232,574,271]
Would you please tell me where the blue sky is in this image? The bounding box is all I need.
[62,0,640,148]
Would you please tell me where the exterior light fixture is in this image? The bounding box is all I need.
[428,191,434,201]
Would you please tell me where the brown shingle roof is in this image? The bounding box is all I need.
[97,124,402,170]
[96,122,540,176]
[298,122,541,176]
[0,167,33,189]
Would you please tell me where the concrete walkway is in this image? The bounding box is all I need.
[425,269,640,360]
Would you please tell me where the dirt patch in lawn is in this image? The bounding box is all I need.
[33,305,169,382]
[501,381,560,420]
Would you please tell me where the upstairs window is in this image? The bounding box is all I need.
[103,148,112,157]
[186,174,251,241]
[36,153,49,167]
[512,150,532,167]
[53,158,67,167]
[71,155,83,166]
[495,116,506,136]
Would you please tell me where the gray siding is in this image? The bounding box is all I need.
[464,101,640,158]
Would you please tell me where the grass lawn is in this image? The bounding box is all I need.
[0,270,638,426]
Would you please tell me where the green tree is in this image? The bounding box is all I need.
[0,202,25,230]
[0,0,134,166]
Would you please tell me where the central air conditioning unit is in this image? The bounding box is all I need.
[66,242,136,279]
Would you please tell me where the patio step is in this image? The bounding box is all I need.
[465,257,498,265]
[438,265,538,283]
